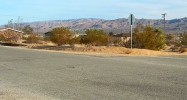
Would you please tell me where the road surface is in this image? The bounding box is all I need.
[0,46,187,100]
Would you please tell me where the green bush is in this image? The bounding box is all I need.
[50,27,71,46]
[82,29,108,46]
[132,25,165,50]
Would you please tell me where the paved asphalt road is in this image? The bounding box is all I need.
[0,46,187,100]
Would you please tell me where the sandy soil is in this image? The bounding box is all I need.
[24,44,187,56]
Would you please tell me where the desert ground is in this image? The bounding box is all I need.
[24,43,187,56]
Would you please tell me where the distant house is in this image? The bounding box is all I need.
[112,33,131,43]
[44,31,51,37]
[0,28,23,43]
[44,31,87,39]
[22,34,30,38]
[73,33,87,38]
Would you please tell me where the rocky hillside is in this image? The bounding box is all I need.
[17,17,187,34]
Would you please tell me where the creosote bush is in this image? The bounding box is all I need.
[69,37,81,46]
[132,25,165,50]
[26,34,40,44]
[82,29,108,46]
[0,30,22,44]
[50,27,71,46]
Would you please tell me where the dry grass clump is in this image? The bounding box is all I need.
[124,49,132,54]
[25,34,40,44]
[71,46,133,54]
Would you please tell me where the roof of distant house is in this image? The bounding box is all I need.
[113,33,131,37]
[0,28,24,33]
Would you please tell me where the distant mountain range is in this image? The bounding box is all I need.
[2,17,187,34]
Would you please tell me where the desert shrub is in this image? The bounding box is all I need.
[22,25,33,34]
[113,38,121,45]
[165,41,179,46]
[82,29,108,46]
[165,34,175,41]
[50,27,71,46]
[181,33,187,46]
[107,37,121,46]
[69,37,81,45]
[26,34,40,44]
[170,46,180,52]
[22,36,27,40]
[174,42,182,47]
[0,35,4,41]
[0,30,21,44]
[132,25,165,50]
[44,37,51,42]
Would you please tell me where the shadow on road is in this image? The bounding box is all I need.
[0,42,27,47]
[30,45,74,51]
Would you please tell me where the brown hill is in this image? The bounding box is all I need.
[23,17,187,34]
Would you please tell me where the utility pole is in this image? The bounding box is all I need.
[128,14,135,49]
[162,13,167,34]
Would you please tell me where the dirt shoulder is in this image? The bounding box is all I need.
[21,44,187,56]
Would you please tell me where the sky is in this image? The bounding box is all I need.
[0,0,187,25]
